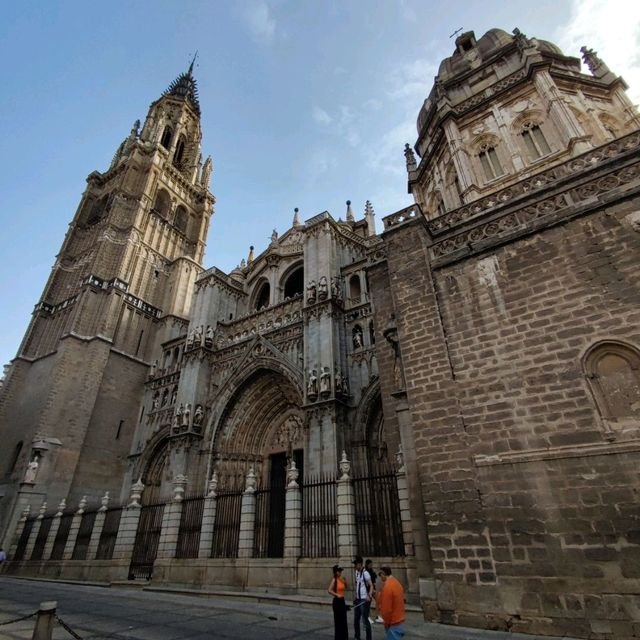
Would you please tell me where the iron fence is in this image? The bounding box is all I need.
[30,516,53,561]
[128,502,165,580]
[96,507,123,560]
[301,474,337,558]
[50,513,73,560]
[176,495,205,559]
[210,488,243,558]
[353,469,404,557]
[12,518,34,562]
[72,510,97,560]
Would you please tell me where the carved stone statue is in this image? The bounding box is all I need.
[176,403,184,425]
[152,396,159,411]
[353,326,364,349]
[383,325,405,390]
[404,143,417,172]
[271,229,278,243]
[320,367,332,396]
[307,280,317,304]
[170,387,177,405]
[204,325,214,348]
[193,404,204,427]
[580,46,605,74]
[149,360,157,378]
[331,277,342,301]
[23,454,40,484]
[187,329,196,349]
[183,403,191,426]
[318,276,328,300]
[193,325,203,347]
[307,369,318,399]
[334,367,344,394]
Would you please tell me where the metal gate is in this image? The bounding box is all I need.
[128,502,165,580]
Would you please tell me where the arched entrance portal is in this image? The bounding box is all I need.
[211,367,305,557]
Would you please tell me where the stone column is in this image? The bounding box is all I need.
[87,492,110,560]
[198,473,218,559]
[238,468,257,558]
[63,496,87,560]
[113,479,144,560]
[284,460,302,558]
[8,505,31,559]
[43,499,66,560]
[395,446,415,557]
[336,452,357,560]
[157,475,186,559]
[24,502,47,561]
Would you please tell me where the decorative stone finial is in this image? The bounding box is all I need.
[21,505,31,520]
[293,207,301,226]
[346,200,355,222]
[287,459,300,488]
[129,478,144,508]
[100,492,110,512]
[173,474,187,503]
[339,451,351,480]
[396,444,406,473]
[245,467,257,493]
[271,229,278,243]
[404,143,417,172]
[248,246,255,264]
[207,471,219,498]
[580,46,606,75]
[56,498,67,516]
[77,496,87,514]
[38,502,47,518]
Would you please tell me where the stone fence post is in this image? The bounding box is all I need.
[284,460,302,558]
[395,445,415,556]
[113,479,144,560]
[198,473,218,558]
[24,502,47,561]
[43,499,66,560]
[63,497,87,560]
[336,451,357,560]
[9,505,31,559]
[157,475,186,559]
[87,492,110,560]
[238,467,257,558]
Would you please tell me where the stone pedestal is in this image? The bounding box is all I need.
[87,492,110,560]
[9,505,31,559]
[284,461,302,558]
[63,497,87,560]
[24,503,47,561]
[113,479,144,561]
[336,452,357,560]
[43,499,66,560]
[157,475,186,559]
[198,474,218,559]
[238,468,257,559]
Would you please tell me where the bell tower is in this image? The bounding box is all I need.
[0,63,214,544]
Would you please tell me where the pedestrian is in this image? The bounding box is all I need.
[0,547,6,565]
[377,566,405,639]
[365,559,382,625]
[352,555,374,640]
[328,563,349,640]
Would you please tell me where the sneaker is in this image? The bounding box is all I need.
[375,616,384,623]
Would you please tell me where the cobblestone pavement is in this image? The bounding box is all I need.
[0,577,578,640]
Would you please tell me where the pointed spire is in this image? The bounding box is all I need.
[346,200,355,223]
[293,207,301,227]
[188,51,198,76]
[364,200,376,237]
[164,61,201,116]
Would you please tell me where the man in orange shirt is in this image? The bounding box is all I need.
[377,566,405,639]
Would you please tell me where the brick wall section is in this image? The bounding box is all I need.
[380,190,640,636]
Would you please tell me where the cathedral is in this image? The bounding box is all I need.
[2,28,640,639]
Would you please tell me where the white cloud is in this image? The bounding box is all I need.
[365,117,415,176]
[312,106,333,126]
[240,0,276,45]
[556,0,640,103]
[387,57,439,101]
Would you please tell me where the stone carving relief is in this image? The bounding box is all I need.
[307,369,318,401]
[318,276,328,301]
[307,279,317,304]
[320,367,332,397]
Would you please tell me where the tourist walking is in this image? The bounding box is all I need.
[365,558,382,624]
[328,563,349,640]
[377,566,405,639]
[353,555,374,640]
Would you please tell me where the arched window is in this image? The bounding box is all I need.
[478,143,504,181]
[173,135,187,168]
[349,275,362,302]
[174,205,188,233]
[254,281,270,310]
[153,189,171,219]
[584,341,640,429]
[283,265,304,298]
[520,122,551,160]
[87,195,109,226]
[160,126,173,150]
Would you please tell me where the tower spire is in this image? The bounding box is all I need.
[188,51,198,76]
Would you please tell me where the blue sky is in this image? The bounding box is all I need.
[1,0,639,368]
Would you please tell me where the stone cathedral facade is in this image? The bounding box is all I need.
[2,28,640,639]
